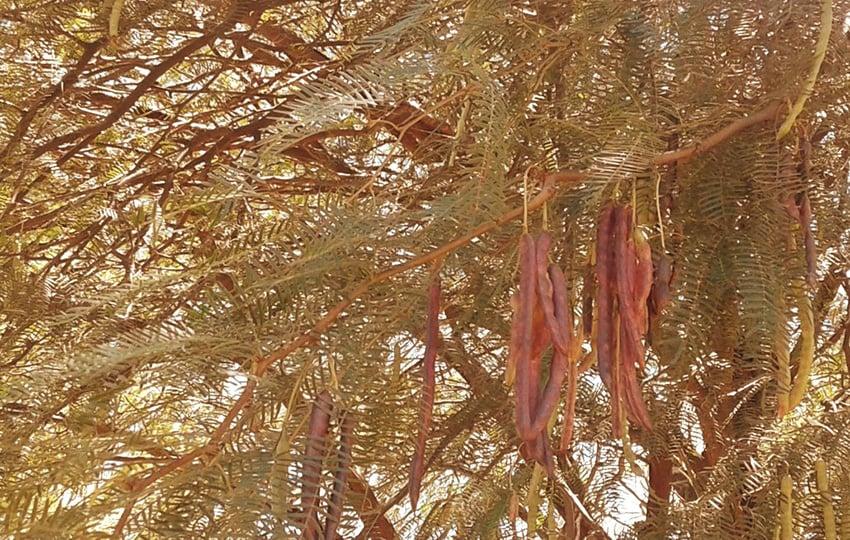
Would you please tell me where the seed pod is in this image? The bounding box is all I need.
[559,350,579,453]
[788,282,814,411]
[529,264,571,434]
[302,391,333,540]
[520,429,546,467]
[324,412,355,540]
[539,430,555,478]
[596,205,616,390]
[619,324,652,430]
[634,236,653,312]
[582,291,594,339]
[536,233,570,355]
[514,234,539,440]
[610,314,623,437]
[517,299,550,441]
[508,491,519,529]
[614,207,645,363]
[529,347,567,436]
[409,273,441,509]
[650,254,673,316]
[779,474,793,540]
[815,459,837,540]
[632,237,653,370]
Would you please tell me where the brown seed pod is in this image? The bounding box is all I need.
[302,390,333,540]
[324,412,355,540]
[634,237,653,306]
[619,325,652,430]
[632,238,653,369]
[536,233,570,356]
[609,324,623,437]
[520,428,547,466]
[596,205,616,390]
[529,264,571,434]
[614,207,645,361]
[650,254,673,316]
[582,291,594,340]
[409,273,441,509]
[519,292,550,440]
[514,234,538,441]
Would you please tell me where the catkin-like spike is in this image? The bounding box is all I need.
[302,391,333,540]
[788,282,814,411]
[779,474,793,540]
[815,459,837,540]
[409,273,441,509]
[324,412,355,540]
[596,206,616,390]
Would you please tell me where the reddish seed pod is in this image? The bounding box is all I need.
[529,347,567,436]
[517,295,550,440]
[529,264,571,433]
[536,233,570,356]
[514,234,538,441]
[596,205,616,390]
[409,273,441,509]
[521,428,547,466]
[539,432,555,478]
[614,208,644,355]
[582,292,594,339]
[619,325,652,430]
[650,254,673,316]
[324,412,355,540]
[609,329,623,438]
[635,239,653,307]
[302,390,333,540]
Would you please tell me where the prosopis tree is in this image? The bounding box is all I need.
[1,0,850,538]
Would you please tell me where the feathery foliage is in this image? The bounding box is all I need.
[2,0,850,538]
